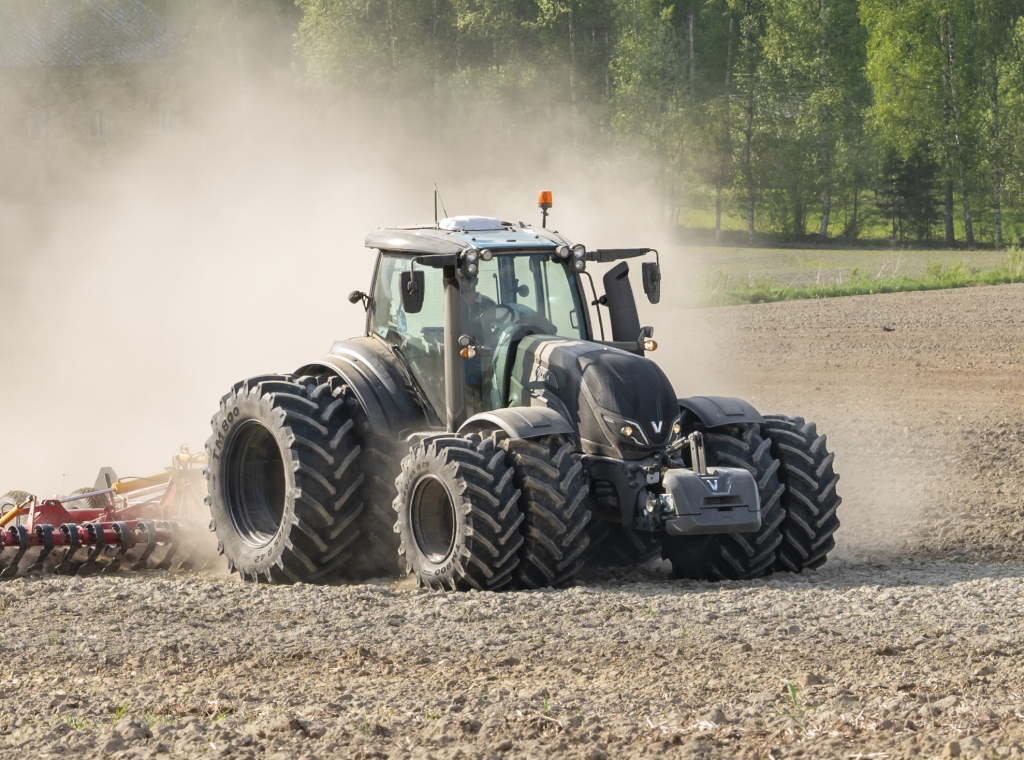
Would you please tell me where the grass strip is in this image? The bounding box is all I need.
[699,249,1024,307]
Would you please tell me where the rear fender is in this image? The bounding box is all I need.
[458,406,574,441]
[297,337,430,440]
[678,396,764,429]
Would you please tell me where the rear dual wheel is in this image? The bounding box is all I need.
[206,373,398,583]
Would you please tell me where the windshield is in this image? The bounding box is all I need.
[368,252,588,418]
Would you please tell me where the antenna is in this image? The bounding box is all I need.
[434,183,449,221]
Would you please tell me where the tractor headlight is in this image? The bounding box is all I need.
[480,248,493,261]
[572,244,586,258]
[664,416,684,445]
[466,251,478,262]
[556,245,570,259]
[467,262,478,275]
[602,414,649,446]
[574,259,586,272]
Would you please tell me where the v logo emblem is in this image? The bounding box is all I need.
[651,420,663,434]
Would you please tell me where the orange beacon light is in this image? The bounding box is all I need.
[538,190,553,227]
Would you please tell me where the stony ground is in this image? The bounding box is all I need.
[2,283,1023,760]
[1,561,1023,760]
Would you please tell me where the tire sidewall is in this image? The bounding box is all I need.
[207,389,297,578]
[395,448,468,587]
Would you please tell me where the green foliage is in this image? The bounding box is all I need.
[773,682,815,732]
[290,0,1024,244]
[144,712,175,728]
[63,715,92,730]
[699,249,1024,305]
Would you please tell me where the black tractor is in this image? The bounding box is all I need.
[206,210,841,589]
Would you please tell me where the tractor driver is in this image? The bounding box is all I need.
[461,275,498,340]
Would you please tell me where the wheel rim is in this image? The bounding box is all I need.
[223,420,286,547]
[410,475,456,563]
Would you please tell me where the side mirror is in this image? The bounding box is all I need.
[642,261,661,304]
[399,270,424,314]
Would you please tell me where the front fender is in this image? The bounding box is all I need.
[678,395,764,429]
[458,406,574,441]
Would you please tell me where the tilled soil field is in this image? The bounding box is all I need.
[2,283,1023,760]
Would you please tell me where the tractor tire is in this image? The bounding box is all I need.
[660,423,785,581]
[394,433,524,590]
[501,434,591,588]
[206,373,368,583]
[582,518,610,563]
[316,375,402,578]
[763,415,841,572]
[599,526,662,566]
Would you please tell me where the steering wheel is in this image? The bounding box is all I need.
[475,304,516,344]
[490,305,516,325]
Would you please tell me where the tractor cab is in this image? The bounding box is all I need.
[359,214,663,434]
[368,234,589,419]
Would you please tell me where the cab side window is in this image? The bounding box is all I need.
[368,255,447,418]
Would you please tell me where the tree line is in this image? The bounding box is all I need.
[245,1,1024,245]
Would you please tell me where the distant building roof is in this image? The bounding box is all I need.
[0,0,177,68]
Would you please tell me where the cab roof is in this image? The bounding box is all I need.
[365,216,566,256]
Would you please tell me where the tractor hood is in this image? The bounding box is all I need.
[506,336,680,460]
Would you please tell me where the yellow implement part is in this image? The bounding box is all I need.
[175,447,208,465]
[111,472,171,495]
[0,506,26,528]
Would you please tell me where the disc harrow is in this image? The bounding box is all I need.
[0,447,211,579]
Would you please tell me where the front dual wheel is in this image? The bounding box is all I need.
[660,417,842,580]
[394,433,591,590]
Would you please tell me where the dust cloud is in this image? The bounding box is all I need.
[1,5,945,574]
[0,16,672,496]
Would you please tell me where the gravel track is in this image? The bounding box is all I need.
[3,283,1023,760]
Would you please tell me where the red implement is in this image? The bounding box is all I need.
[0,447,210,577]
